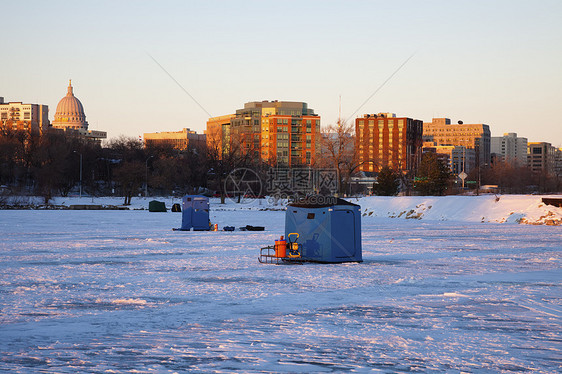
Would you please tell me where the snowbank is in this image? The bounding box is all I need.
[2,194,561,225]
[356,195,562,225]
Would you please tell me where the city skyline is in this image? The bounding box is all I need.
[2,0,561,147]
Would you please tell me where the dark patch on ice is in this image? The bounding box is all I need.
[48,299,148,311]
[187,275,286,285]
[283,359,355,371]
[25,259,133,266]
[292,305,421,322]
[362,259,409,266]
[20,312,52,317]
[1,356,49,367]
[497,364,532,371]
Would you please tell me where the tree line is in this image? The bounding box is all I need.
[1,127,559,205]
[318,121,561,196]
[0,127,280,205]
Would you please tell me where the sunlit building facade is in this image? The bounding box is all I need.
[144,128,206,150]
[205,114,235,155]
[422,118,490,169]
[207,101,321,167]
[0,97,50,134]
[355,113,423,173]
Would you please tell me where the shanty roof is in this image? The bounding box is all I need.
[288,196,359,208]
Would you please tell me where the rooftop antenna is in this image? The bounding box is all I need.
[338,95,342,126]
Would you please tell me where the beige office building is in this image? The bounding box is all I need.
[423,118,491,169]
[0,97,50,134]
[144,128,206,150]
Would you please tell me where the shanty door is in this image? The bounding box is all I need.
[333,210,356,258]
[192,198,209,230]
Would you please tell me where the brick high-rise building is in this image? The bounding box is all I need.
[355,113,423,173]
[422,118,491,169]
[207,101,321,167]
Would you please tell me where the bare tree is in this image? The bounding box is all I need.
[106,136,146,204]
[319,120,363,196]
[205,128,258,204]
[113,160,145,205]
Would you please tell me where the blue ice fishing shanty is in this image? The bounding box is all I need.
[181,195,210,231]
[284,197,362,263]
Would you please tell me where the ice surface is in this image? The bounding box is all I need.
[0,204,560,372]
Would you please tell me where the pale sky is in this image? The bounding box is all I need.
[2,0,561,146]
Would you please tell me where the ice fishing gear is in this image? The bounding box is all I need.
[239,225,265,231]
[286,233,302,258]
[258,233,302,265]
[258,197,363,264]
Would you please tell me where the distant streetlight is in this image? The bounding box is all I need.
[145,155,154,197]
[73,151,82,199]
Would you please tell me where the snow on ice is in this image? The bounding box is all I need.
[0,195,561,372]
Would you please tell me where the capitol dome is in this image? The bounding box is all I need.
[52,80,89,131]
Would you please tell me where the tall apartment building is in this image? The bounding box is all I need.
[207,101,321,167]
[527,142,556,174]
[144,128,206,150]
[422,118,491,169]
[355,113,423,173]
[491,132,528,166]
[0,97,50,134]
[555,148,562,177]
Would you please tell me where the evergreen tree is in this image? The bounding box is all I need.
[415,152,451,195]
[373,166,399,196]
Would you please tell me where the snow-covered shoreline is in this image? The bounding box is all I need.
[2,194,561,225]
[356,195,562,225]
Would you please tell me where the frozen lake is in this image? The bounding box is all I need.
[0,209,560,372]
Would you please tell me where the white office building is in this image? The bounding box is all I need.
[491,132,528,166]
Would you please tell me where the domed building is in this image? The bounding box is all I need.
[51,80,106,141]
[52,80,89,131]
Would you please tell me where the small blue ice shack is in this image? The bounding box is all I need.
[285,197,362,263]
[181,195,210,231]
